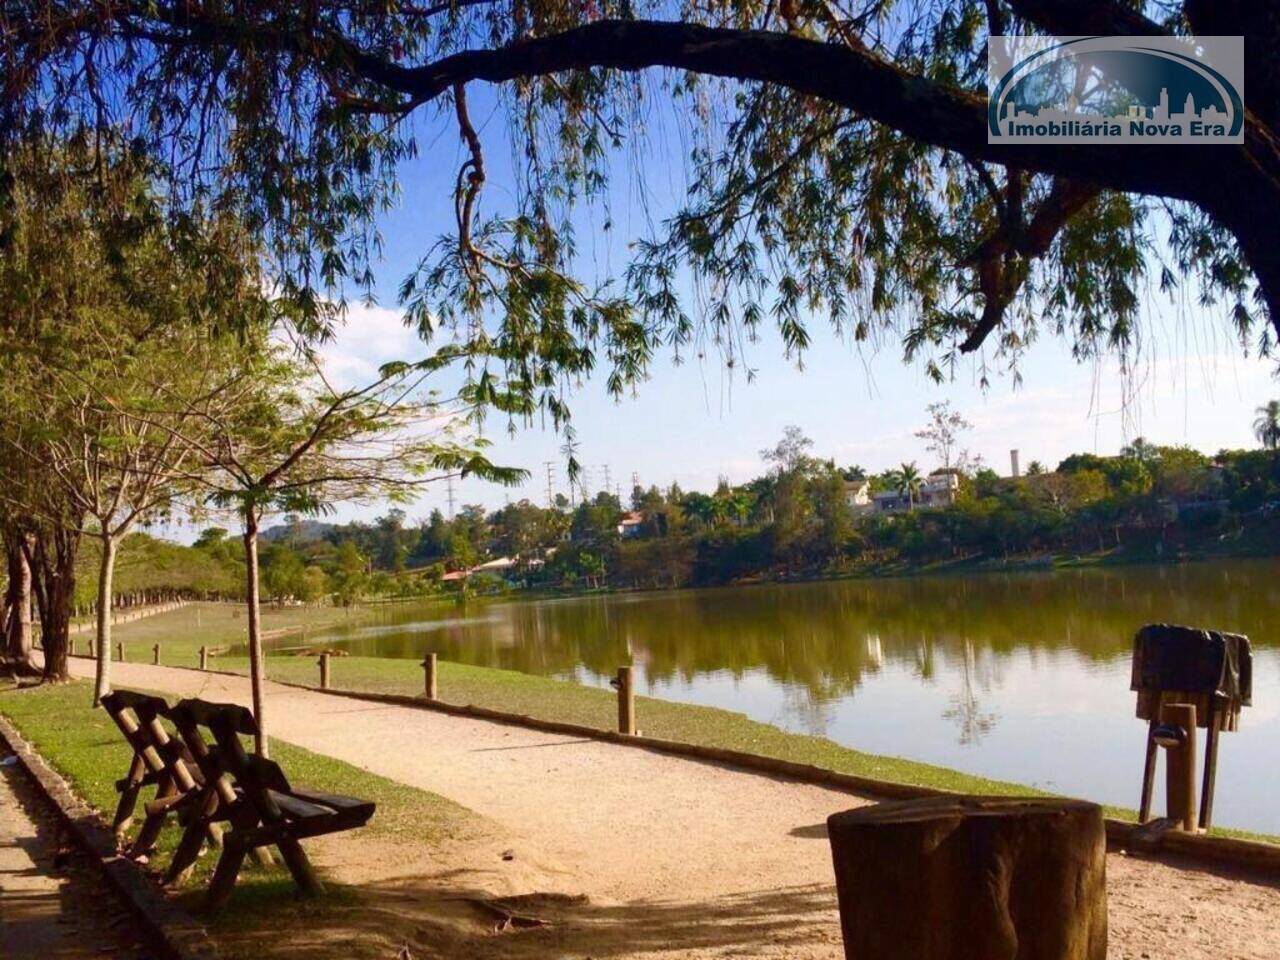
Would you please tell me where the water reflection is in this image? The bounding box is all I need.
[292,559,1280,830]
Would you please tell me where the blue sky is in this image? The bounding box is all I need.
[157,83,1278,537]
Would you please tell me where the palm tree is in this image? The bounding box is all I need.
[1254,400,1280,450]
[894,461,924,511]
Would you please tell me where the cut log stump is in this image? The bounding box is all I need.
[827,796,1106,960]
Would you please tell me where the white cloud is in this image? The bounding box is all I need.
[315,301,428,389]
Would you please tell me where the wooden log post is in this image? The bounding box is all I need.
[318,652,331,690]
[1160,702,1198,832]
[614,665,636,736]
[1138,718,1158,823]
[199,646,209,671]
[1199,698,1222,831]
[422,653,438,700]
[827,796,1107,960]
[152,643,161,666]
[116,641,125,663]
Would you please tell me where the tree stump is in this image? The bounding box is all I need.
[827,796,1106,960]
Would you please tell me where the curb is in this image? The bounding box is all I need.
[0,711,217,960]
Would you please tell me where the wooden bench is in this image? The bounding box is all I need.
[166,698,375,909]
[100,690,203,857]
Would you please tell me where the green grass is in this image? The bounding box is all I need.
[0,681,484,923]
[105,601,373,664]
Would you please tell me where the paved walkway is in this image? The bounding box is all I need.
[0,752,146,958]
[66,660,1280,959]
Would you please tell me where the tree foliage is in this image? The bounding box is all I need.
[5,1,1276,437]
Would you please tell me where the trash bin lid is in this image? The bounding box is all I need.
[1130,623,1252,705]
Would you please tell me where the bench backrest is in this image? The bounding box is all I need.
[101,689,176,773]
[169,698,286,823]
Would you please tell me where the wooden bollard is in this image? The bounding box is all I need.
[1160,701,1198,831]
[319,652,331,690]
[422,653,438,700]
[613,665,636,735]
[70,638,77,657]
[87,638,95,658]
[199,646,209,671]
[152,643,161,666]
[117,641,125,662]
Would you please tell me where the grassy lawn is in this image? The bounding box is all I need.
[106,601,373,664]
[0,681,484,940]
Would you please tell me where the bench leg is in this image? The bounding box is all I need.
[129,777,178,857]
[165,789,219,885]
[207,839,248,911]
[112,755,147,837]
[276,837,324,898]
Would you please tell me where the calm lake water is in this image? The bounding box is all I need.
[299,560,1280,833]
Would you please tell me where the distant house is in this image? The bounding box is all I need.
[873,470,960,514]
[844,479,873,516]
[617,511,645,538]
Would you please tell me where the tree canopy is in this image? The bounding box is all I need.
[5,1,1275,429]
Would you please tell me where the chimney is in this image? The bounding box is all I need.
[1010,449,1021,478]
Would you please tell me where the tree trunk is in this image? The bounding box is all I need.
[827,796,1106,960]
[31,526,79,684]
[243,506,269,757]
[3,529,36,672]
[93,532,117,705]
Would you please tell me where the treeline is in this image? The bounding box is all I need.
[264,424,1280,593]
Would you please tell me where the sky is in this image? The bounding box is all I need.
[147,83,1279,537]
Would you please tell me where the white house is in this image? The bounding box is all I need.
[873,470,960,514]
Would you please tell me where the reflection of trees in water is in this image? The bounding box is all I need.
[779,682,836,738]
[324,560,1279,711]
[942,639,999,746]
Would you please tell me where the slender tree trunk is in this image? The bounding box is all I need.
[243,505,269,757]
[4,530,36,672]
[93,532,117,705]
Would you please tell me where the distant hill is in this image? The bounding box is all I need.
[260,519,338,543]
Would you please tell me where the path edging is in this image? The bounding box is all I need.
[0,710,217,960]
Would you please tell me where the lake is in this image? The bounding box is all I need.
[296,559,1280,833]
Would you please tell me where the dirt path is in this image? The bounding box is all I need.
[67,660,1280,959]
[0,751,148,958]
